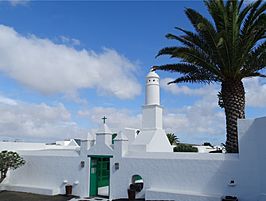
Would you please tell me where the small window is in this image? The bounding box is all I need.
[112,133,117,144]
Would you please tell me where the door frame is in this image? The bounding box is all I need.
[88,155,113,197]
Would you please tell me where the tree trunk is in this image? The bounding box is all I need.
[0,169,8,183]
[221,80,245,153]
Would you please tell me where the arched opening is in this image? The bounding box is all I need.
[129,174,144,193]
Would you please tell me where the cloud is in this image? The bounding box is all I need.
[8,0,29,6]
[160,78,227,142]
[0,25,141,99]
[0,95,18,106]
[161,78,217,96]
[78,98,225,144]
[162,77,266,108]
[244,77,266,107]
[0,95,86,141]
[163,95,225,138]
[59,36,80,46]
[78,107,142,133]
[160,76,266,143]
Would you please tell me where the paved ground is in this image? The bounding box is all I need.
[69,196,109,201]
[70,198,145,201]
[0,190,145,201]
[0,191,77,201]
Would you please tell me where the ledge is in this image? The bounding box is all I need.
[146,188,222,201]
[0,184,59,195]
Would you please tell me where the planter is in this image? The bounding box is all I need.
[127,188,135,200]
[65,185,72,196]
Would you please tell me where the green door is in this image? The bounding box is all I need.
[90,158,98,196]
[89,156,111,197]
[97,157,110,187]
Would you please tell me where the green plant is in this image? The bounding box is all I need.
[167,133,179,145]
[0,150,25,183]
[154,0,266,153]
[174,144,198,152]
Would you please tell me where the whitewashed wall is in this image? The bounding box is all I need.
[2,117,266,201]
[110,117,266,201]
[0,142,46,151]
[1,142,90,197]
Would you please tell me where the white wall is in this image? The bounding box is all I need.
[2,144,90,197]
[0,142,46,151]
[2,117,266,201]
[110,153,239,200]
[110,117,266,201]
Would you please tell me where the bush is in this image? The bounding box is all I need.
[0,150,25,183]
[174,144,198,152]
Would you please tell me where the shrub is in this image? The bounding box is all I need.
[0,150,25,183]
[174,144,198,152]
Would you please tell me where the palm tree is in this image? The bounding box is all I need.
[154,0,265,153]
[167,133,179,145]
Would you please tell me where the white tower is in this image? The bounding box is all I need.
[142,71,163,130]
[130,70,172,152]
[145,71,160,105]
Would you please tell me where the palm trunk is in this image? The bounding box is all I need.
[221,80,245,153]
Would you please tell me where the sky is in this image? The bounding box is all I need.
[0,0,265,145]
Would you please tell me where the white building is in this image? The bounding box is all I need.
[1,70,266,201]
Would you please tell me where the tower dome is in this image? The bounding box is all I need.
[146,70,159,79]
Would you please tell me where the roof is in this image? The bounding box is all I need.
[146,71,159,79]
[96,123,112,134]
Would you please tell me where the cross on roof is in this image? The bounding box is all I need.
[102,116,107,124]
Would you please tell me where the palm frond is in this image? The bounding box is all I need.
[167,74,215,84]
[240,42,266,77]
[241,0,263,36]
[152,63,200,74]
[156,47,177,58]
[156,0,266,84]
[244,72,266,78]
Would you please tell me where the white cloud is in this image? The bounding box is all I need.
[0,25,141,99]
[160,76,266,143]
[8,0,29,6]
[0,95,86,141]
[59,36,80,46]
[160,77,227,142]
[78,107,142,133]
[244,77,266,107]
[63,90,88,106]
[78,98,225,144]
[163,95,225,138]
[162,77,266,108]
[161,78,217,96]
[0,95,18,106]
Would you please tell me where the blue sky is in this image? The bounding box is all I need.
[0,0,265,145]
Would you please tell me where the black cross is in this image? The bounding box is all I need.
[102,116,107,124]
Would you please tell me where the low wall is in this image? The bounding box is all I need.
[110,153,241,200]
[110,117,266,201]
[3,149,90,197]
